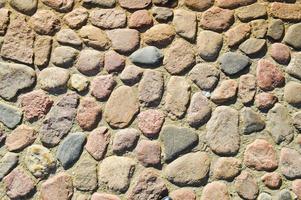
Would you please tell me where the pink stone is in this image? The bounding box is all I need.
[292,180,301,200]
[119,0,151,9]
[85,127,110,160]
[104,50,125,73]
[261,172,282,189]
[238,74,256,104]
[211,79,238,104]
[235,171,259,200]
[135,140,161,166]
[107,29,140,54]
[270,43,291,64]
[201,181,230,200]
[129,10,153,29]
[255,92,278,110]
[91,74,116,101]
[91,193,121,200]
[170,188,196,200]
[137,109,165,138]
[226,23,251,47]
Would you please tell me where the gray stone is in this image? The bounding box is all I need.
[38,67,70,92]
[83,0,115,7]
[267,103,294,144]
[57,132,86,169]
[138,70,164,107]
[161,125,198,161]
[276,190,292,200]
[25,144,56,178]
[284,23,301,49]
[0,102,22,129]
[164,152,210,186]
[152,7,173,22]
[239,38,266,56]
[0,62,36,100]
[267,19,284,41]
[90,9,126,29]
[130,46,163,66]
[173,9,196,40]
[75,49,104,76]
[120,65,143,85]
[197,31,223,61]
[219,52,250,75]
[0,152,18,180]
[293,111,301,131]
[56,29,82,46]
[280,147,301,179]
[189,63,219,91]
[240,108,265,134]
[9,0,37,14]
[251,19,267,39]
[40,93,78,146]
[51,46,78,67]
[206,106,240,156]
[284,81,301,105]
[113,128,140,154]
[236,3,266,22]
[235,171,259,200]
[287,53,301,80]
[165,76,190,119]
[258,193,272,200]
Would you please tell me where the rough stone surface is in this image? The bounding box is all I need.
[173,9,196,40]
[9,0,37,15]
[119,0,151,9]
[287,53,301,80]
[285,23,301,50]
[239,38,266,56]
[184,0,213,11]
[170,188,196,200]
[68,74,89,92]
[292,180,301,200]
[138,109,164,137]
[63,8,88,29]
[211,80,238,104]
[197,31,223,61]
[76,49,104,76]
[240,108,265,134]
[34,36,52,66]
[120,65,143,85]
[0,152,18,180]
[212,157,241,180]
[39,67,70,92]
[113,128,139,154]
[280,147,301,179]
[261,172,282,189]
[90,9,126,29]
[201,181,230,200]
[135,140,161,167]
[270,43,290,64]
[216,0,256,8]
[108,29,139,54]
[85,127,110,160]
[225,23,251,47]
[152,7,173,22]
[235,171,259,200]
[0,102,22,129]
[0,8,9,36]
[129,10,153,29]
[239,74,256,104]
[29,10,60,35]
[270,3,301,22]
[41,0,74,12]
[51,46,78,67]
[236,3,266,22]
[104,50,125,73]
[5,125,36,151]
[267,19,284,41]
[143,24,175,47]
[56,29,82,46]
[79,25,110,50]
[130,46,163,66]
[255,92,278,111]
[91,75,116,100]
[284,81,301,105]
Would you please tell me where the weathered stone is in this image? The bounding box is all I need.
[104,86,139,128]
[189,63,219,91]
[240,108,265,134]
[0,152,18,180]
[0,102,22,129]
[173,9,196,40]
[284,81,301,105]
[98,156,135,192]
[216,0,256,8]
[206,106,240,156]
[138,70,164,107]
[280,147,301,179]
[135,140,161,166]
[104,50,125,73]
[244,139,278,171]
[184,0,213,11]
[40,93,78,146]
[235,171,259,200]
[164,152,210,186]
[276,189,293,200]
[250,19,267,39]
[9,0,36,14]
[255,92,278,111]
[108,29,140,54]
[138,109,164,137]
[68,74,89,92]
[38,67,70,92]
[91,74,116,100]
[4,168,35,199]
[29,10,60,35]
[225,23,251,47]
[56,29,82,46]
[164,39,195,74]
[258,193,272,200]
[76,49,104,76]
[79,25,110,50]
[63,8,88,29]
[130,46,163,66]
[236,3,266,22]
[261,172,282,189]
[25,144,56,178]
[292,180,301,200]
[143,24,175,47]
[256,59,285,91]
[77,97,101,131]
[267,103,294,144]
[284,23,301,49]
[267,19,284,41]
[187,92,211,127]
[152,7,173,22]
[0,62,36,100]
[34,36,52,66]
[83,0,115,7]
[161,125,198,161]
[1,15,34,64]
[51,46,78,67]
[120,65,143,85]
[129,10,153,29]
[270,3,301,21]
[113,128,139,154]
[91,193,120,200]
[287,53,301,80]
[197,31,223,61]
[170,189,196,200]
[165,76,190,118]
[128,169,167,200]
[119,0,151,9]
[239,38,266,56]
[200,7,234,32]
[212,157,241,180]
[5,125,36,151]
[0,9,9,35]
[201,181,230,200]
[73,154,97,191]
[270,43,290,64]
[211,80,238,104]
[41,0,74,12]
[293,111,301,131]
[40,172,73,200]
[219,52,250,75]
[238,74,256,104]
[57,132,86,168]
[90,9,126,29]
[85,127,110,160]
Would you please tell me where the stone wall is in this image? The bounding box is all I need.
[0,0,301,199]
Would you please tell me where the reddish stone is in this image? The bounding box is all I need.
[91,75,116,101]
[85,127,110,160]
[270,3,301,21]
[292,180,301,200]
[5,125,36,151]
[201,181,230,200]
[104,50,125,73]
[29,10,60,35]
[20,90,53,121]
[226,24,251,47]
[129,10,153,29]
[63,8,88,29]
[211,79,238,104]
[137,109,165,138]
[239,74,256,105]
[4,168,35,199]
[200,7,234,32]
[40,172,73,200]
[216,0,256,9]
[76,97,101,131]
[255,92,278,110]
[270,43,291,64]
[184,0,213,11]
[119,0,151,9]
[107,29,140,54]
[91,193,121,200]
[256,59,285,91]
[112,128,140,154]
[261,172,282,189]
[143,24,175,47]
[170,188,196,200]
[235,171,259,200]
[135,140,161,167]
[212,157,241,180]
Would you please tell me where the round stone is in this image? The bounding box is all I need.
[51,46,78,67]
[201,181,230,200]
[56,29,82,46]
[38,67,70,92]
[197,31,223,61]
[108,29,140,54]
[138,109,165,138]
[119,0,151,9]
[226,24,251,47]
[219,52,250,75]
[143,24,175,47]
[130,46,163,66]
[284,81,301,105]
[170,188,196,200]
[9,0,37,14]
[270,43,290,64]
[184,0,213,11]
[212,157,241,180]
[104,50,125,73]
[79,25,111,50]
[261,172,282,189]
[90,9,126,29]
[152,7,173,22]
[284,23,301,50]
[135,140,161,167]
[235,171,259,200]
[91,74,116,100]
[239,38,266,56]
[75,49,104,76]
[119,65,143,85]
[112,128,140,154]
[41,0,74,12]
[129,10,153,29]
[255,92,278,111]
[211,79,238,104]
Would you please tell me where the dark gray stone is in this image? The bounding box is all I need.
[57,132,86,169]
[219,52,250,75]
[0,152,18,180]
[129,46,163,66]
[0,102,22,129]
[240,107,265,134]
